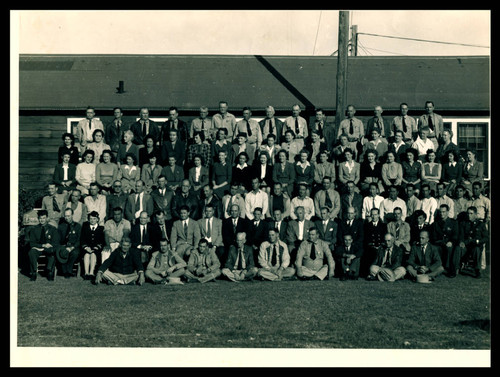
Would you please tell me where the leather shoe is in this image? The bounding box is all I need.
[474,270,481,279]
[29,273,37,281]
[47,273,54,281]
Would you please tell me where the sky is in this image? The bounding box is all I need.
[12,10,490,56]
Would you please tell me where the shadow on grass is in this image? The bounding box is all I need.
[456,319,490,332]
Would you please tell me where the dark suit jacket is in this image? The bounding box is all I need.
[458,220,488,247]
[198,195,223,220]
[337,218,364,247]
[407,243,442,271]
[315,219,338,250]
[161,165,185,192]
[171,192,200,220]
[371,244,404,269]
[224,244,256,270]
[124,192,154,223]
[130,120,160,146]
[250,163,274,189]
[363,221,388,249]
[129,223,154,249]
[286,219,313,248]
[161,119,189,144]
[28,223,60,249]
[150,188,174,220]
[334,243,364,260]
[161,140,186,166]
[366,116,390,139]
[52,163,77,187]
[80,222,105,251]
[388,143,409,163]
[247,219,269,248]
[267,219,288,242]
[410,224,432,246]
[259,117,284,144]
[57,220,82,249]
[431,218,459,247]
[222,217,250,247]
[150,222,171,251]
[340,193,364,220]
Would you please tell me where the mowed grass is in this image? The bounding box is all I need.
[16,269,490,350]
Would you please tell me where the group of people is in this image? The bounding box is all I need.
[21,100,490,285]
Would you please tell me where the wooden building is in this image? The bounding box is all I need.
[17,54,490,190]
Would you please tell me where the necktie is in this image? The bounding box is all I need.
[384,249,391,267]
[323,221,328,233]
[135,194,140,209]
[161,224,167,240]
[295,118,299,134]
[271,245,278,266]
[396,224,400,238]
[184,221,188,236]
[246,120,252,137]
[349,119,354,135]
[402,116,408,133]
[421,246,426,263]
[268,119,274,135]
[310,242,316,260]
[325,191,333,208]
[40,226,47,244]
[141,225,145,243]
[428,115,434,131]
[275,222,279,232]
[372,196,376,209]
[237,248,245,270]
[142,121,147,136]
[206,219,211,238]
[52,196,60,213]
[88,118,92,130]
[318,122,323,137]
[201,119,205,131]
[233,219,237,233]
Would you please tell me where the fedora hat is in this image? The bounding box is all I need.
[377,267,396,282]
[56,247,69,264]
[416,274,432,284]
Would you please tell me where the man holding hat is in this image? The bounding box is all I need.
[406,230,444,281]
[28,210,60,281]
[367,233,406,282]
[57,208,82,278]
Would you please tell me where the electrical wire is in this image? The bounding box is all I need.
[312,11,323,55]
[358,32,490,49]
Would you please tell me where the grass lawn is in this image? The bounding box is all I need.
[15,266,490,357]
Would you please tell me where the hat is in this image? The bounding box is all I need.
[56,247,69,264]
[416,274,432,284]
[377,268,396,282]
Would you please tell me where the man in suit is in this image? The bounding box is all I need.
[409,210,432,247]
[145,238,186,285]
[222,232,259,282]
[337,105,365,161]
[314,176,341,221]
[246,207,269,264]
[75,106,105,151]
[432,204,459,276]
[129,211,155,269]
[161,129,186,167]
[315,207,338,252]
[256,228,295,281]
[340,181,363,220]
[56,208,82,279]
[104,107,128,159]
[170,205,201,260]
[129,107,160,147]
[418,100,444,151]
[453,206,488,279]
[197,204,225,265]
[365,105,389,141]
[234,107,263,150]
[41,182,67,227]
[52,151,77,196]
[185,238,221,283]
[366,233,406,282]
[28,210,60,281]
[268,208,288,243]
[259,105,284,145]
[221,182,247,219]
[222,204,250,261]
[390,102,417,146]
[362,208,388,277]
[296,227,335,281]
[267,182,291,219]
[335,233,364,280]
[106,180,128,220]
[150,175,174,229]
[309,108,330,143]
[337,206,364,249]
[199,184,223,220]
[171,179,200,221]
[124,180,154,224]
[387,207,412,263]
[406,229,444,281]
[150,210,171,251]
[161,106,189,144]
[286,206,314,266]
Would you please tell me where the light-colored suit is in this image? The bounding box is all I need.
[124,192,154,223]
[170,218,201,259]
[197,217,223,247]
[314,189,341,220]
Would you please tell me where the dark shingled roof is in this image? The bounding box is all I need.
[18,54,490,112]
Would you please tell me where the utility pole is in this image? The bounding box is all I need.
[335,11,349,134]
[351,25,358,56]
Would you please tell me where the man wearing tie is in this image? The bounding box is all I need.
[418,100,444,151]
[296,227,335,281]
[314,176,341,221]
[286,206,314,266]
[41,182,67,227]
[221,182,246,219]
[366,233,406,282]
[161,106,189,144]
[222,232,258,282]
[315,207,338,253]
[337,206,364,250]
[335,233,364,281]
[257,228,295,281]
[145,238,186,285]
[387,207,412,262]
[130,211,154,269]
[80,211,105,281]
[222,204,250,261]
[337,105,365,161]
[170,205,201,260]
[161,129,186,167]
[130,107,160,147]
[197,204,225,265]
[185,238,221,284]
[234,107,262,150]
[391,103,417,145]
[28,210,60,281]
[150,175,174,229]
[103,207,131,263]
[247,207,269,264]
[269,208,288,243]
[406,230,444,281]
[190,106,214,144]
[150,210,171,251]
[105,107,128,159]
[56,208,82,279]
[362,207,387,277]
[259,105,284,144]
[283,104,308,151]
[76,106,105,151]
[124,180,154,224]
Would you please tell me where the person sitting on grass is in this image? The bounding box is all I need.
[95,237,145,286]
[221,232,258,282]
[295,227,335,281]
[366,233,406,282]
[185,238,221,283]
[406,230,444,282]
[335,233,364,281]
[145,238,187,285]
[256,228,296,281]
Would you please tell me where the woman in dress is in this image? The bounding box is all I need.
[272,149,296,198]
[138,134,161,168]
[95,149,119,195]
[141,153,163,194]
[119,152,141,194]
[211,150,232,199]
[232,152,252,194]
[187,131,211,170]
[421,149,442,195]
[86,129,110,165]
[75,149,96,196]
[188,154,209,194]
[436,129,460,164]
[441,150,463,196]
[117,130,140,167]
[381,151,403,192]
[280,130,301,163]
[251,151,274,194]
[461,148,484,196]
[211,128,232,165]
[401,148,422,196]
[58,132,80,165]
[337,148,360,194]
[359,149,384,196]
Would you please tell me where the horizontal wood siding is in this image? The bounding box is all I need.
[18,116,67,190]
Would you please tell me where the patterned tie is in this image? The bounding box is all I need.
[52,196,60,213]
[246,120,252,137]
[271,245,278,266]
[349,119,354,135]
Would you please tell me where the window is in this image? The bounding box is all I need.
[457,122,489,178]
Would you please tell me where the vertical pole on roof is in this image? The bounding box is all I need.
[351,25,358,56]
[335,11,350,135]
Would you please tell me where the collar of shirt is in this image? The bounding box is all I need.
[449,161,457,167]
[297,161,310,169]
[372,221,378,226]
[237,163,248,169]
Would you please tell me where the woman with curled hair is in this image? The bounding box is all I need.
[441,150,463,196]
[58,132,80,165]
[360,149,384,196]
[421,149,441,195]
[187,131,211,169]
[401,148,422,196]
[272,149,296,197]
[96,149,119,194]
[381,151,403,192]
[86,129,110,165]
[436,129,460,164]
[188,154,209,194]
[119,152,141,194]
[232,152,252,194]
[338,148,360,194]
[75,149,96,196]
[117,130,140,167]
[138,134,161,168]
[461,148,484,196]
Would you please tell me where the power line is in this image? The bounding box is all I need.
[312,11,323,55]
[357,40,372,56]
[362,45,408,56]
[358,32,490,49]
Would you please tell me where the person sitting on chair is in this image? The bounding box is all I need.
[56,208,82,279]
